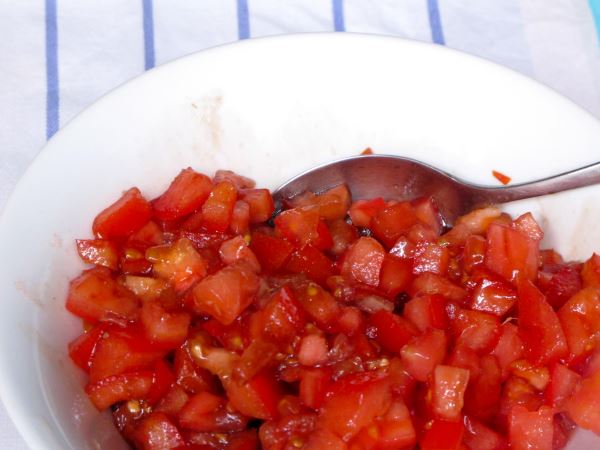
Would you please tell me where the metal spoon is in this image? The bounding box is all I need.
[273,155,600,225]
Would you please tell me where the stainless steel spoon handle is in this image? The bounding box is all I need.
[465,161,600,207]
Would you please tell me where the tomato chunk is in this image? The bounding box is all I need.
[508,405,553,450]
[202,181,238,232]
[134,412,185,450]
[366,310,417,354]
[565,369,600,435]
[400,328,447,382]
[431,365,470,421]
[239,189,275,223]
[152,168,213,221]
[86,371,154,410]
[558,287,600,363]
[420,419,464,450]
[76,239,119,270]
[93,187,151,240]
[341,237,385,286]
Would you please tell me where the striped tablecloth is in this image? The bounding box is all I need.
[1,1,600,448]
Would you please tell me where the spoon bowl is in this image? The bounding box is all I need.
[273,155,600,225]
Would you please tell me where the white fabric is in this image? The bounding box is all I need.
[0,1,599,448]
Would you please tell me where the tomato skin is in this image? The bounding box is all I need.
[66,268,139,324]
[249,232,294,273]
[93,187,152,240]
[85,371,154,410]
[431,365,470,421]
[400,328,447,382]
[558,287,600,363]
[341,237,386,286]
[152,168,213,221]
[508,405,553,450]
[420,419,465,450]
[517,279,568,366]
[491,323,524,379]
[565,369,600,435]
[134,412,186,450]
[68,323,108,372]
[239,189,274,223]
[192,264,259,325]
[366,310,417,354]
[201,181,238,233]
[318,371,392,440]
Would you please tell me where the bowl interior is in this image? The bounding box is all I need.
[1,33,600,449]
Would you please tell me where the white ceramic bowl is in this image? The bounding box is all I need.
[1,33,600,449]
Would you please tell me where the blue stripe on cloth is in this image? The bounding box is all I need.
[332,0,345,32]
[45,0,59,139]
[142,0,155,70]
[427,0,445,45]
[237,0,250,39]
[590,0,600,43]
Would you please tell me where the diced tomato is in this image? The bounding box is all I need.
[146,359,176,405]
[470,278,516,317]
[412,197,443,235]
[201,181,238,233]
[295,283,341,330]
[93,187,152,240]
[313,220,334,251]
[328,218,359,256]
[134,412,185,450]
[431,365,470,421]
[299,367,332,409]
[463,235,487,274]
[259,413,317,450]
[239,189,274,224]
[349,198,387,228]
[192,264,259,325]
[227,430,260,450]
[404,294,448,332]
[492,323,524,379]
[485,223,539,282]
[370,202,418,248]
[341,237,385,286]
[140,301,190,348]
[66,268,139,323]
[513,212,543,241]
[304,427,347,450]
[508,405,553,450]
[582,253,600,287]
[146,238,207,292]
[234,340,278,381]
[254,286,305,343]
[413,241,449,276]
[517,279,568,365]
[509,359,550,391]
[249,232,294,273]
[378,254,413,297]
[446,346,481,379]
[565,369,600,435]
[173,348,216,395]
[219,235,261,272]
[336,306,364,336]
[85,371,154,410]
[544,265,582,310]
[463,417,508,450]
[230,200,251,235]
[285,245,334,285]
[225,370,283,420]
[152,168,213,221]
[464,355,502,422]
[213,170,255,189]
[442,206,501,246]
[400,329,447,382]
[178,391,224,430]
[451,308,500,354]
[298,335,328,366]
[289,184,351,222]
[68,323,109,372]
[76,239,119,270]
[366,310,417,354]
[275,206,320,247]
[558,287,600,363]
[410,273,467,303]
[389,235,416,259]
[420,419,465,450]
[129,220,164,248]
[545,363,581,410]
[319,371,392,440]
[124,275,168,302]
[497,377,543,432]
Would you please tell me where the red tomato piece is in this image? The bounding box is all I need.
[463,416,508,450]
[146,359,176,405]
[146,238,207,292]
[299,367,332,409]
[412,197,443,235]
[274,206,320,247]
[464,355,502,422]
[349,197,387,228]
[404,294,448,332]
[295,283,341,330]
[225,370,282,420]
[508,405,553,450]
[313,220,334,251]
[582,253,600,287]
[234,340,278,381]
[558,287,600,363]
[173,348,216,395]
[565,369,600,435]
[304,428,347,450]
[517,279,568,365]
[134,412,185,450]
[178,391,225,430]
[413,241,449,275]
[68,323,109,372]
[259,413,317,450]
[420,419,465,450]
[451,308,500,354]
[298,335,328,366]
[442,206,501,247]
[285,245,334,285]
[213,170,255,189]
[227,430,260,450]
[544,265,582,310]
[341,237,386,286]
[254,286,305,343]
[239,189,275,223]
[219,235,261,272]
[140,301,190,349]
[492,323,524,379]
[378,254,413,297]
[93,187,151,240]
[249,232,294,273]
[129,220,164,248]
[319,371,392,440]
[400,328,447,382]
[410,273,467,303]
[336,306,365,336]
[471,278,517,317]
[366,310,417,354]
[230,200,250,235]
[66,268,139,323]
[463,235,487,273]
[152,168,213,221]
[485,223,539,282]
[545,362,581,410]
[431,365,470,421]
[192,264,259,325]
[288,184,351,222]
[201,181,238,233]
[85,371,154,410]
[370,202,418,248]
[76,239,119,270]
[328,218,359,256]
